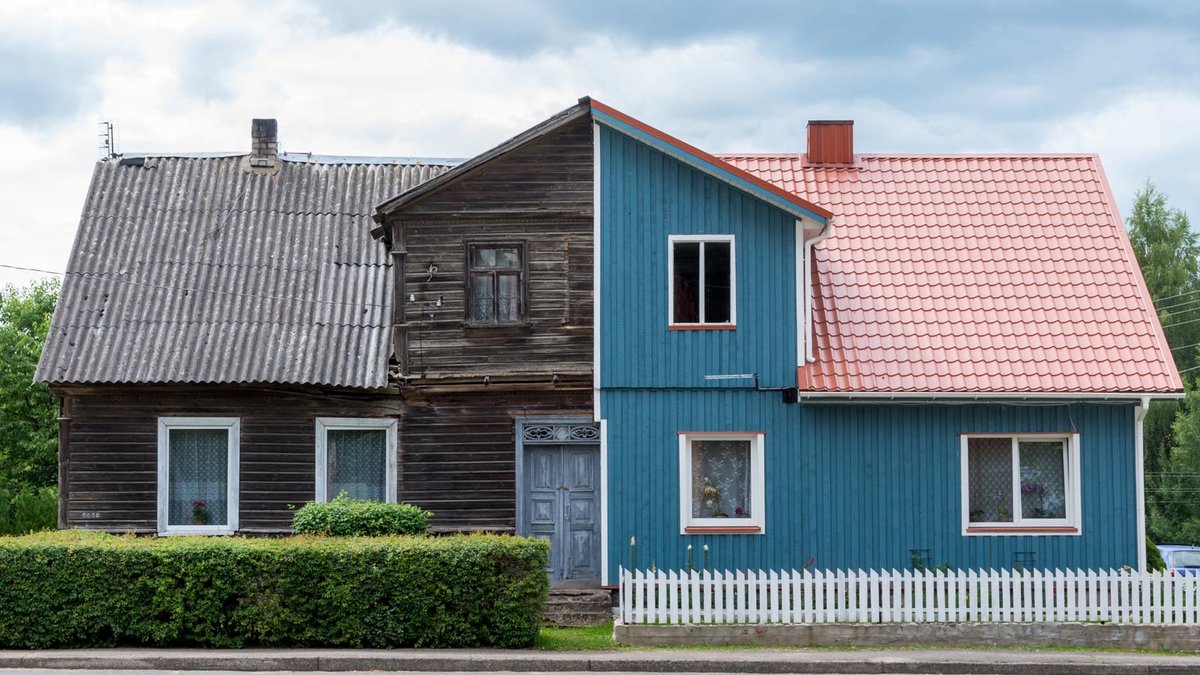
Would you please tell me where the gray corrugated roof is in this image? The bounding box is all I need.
[37,154,455,388]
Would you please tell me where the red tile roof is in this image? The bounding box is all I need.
[723,153,1181,395]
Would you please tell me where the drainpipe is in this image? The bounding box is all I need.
[802,217,834,363]
[1136,395,1150,573]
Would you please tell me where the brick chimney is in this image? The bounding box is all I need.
[806,120,854,166]
[249,118,278,169]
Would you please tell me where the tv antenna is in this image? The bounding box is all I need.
[98,120,117,159]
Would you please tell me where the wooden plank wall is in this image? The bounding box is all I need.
[400,390,591,529]
[390,117,595,382]
[59,385,402,533]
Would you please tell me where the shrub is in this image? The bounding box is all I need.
[0,486,56,536]
[0,530,548,648]
[1148,536,1167,572]
[291,494,431,536]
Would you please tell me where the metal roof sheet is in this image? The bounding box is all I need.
[37,154,454,388]
[724,153,1181,394]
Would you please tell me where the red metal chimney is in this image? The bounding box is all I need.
[806,120,854,166]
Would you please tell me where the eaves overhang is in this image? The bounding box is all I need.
[587,98,832,225]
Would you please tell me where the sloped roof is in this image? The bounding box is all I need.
[37,154,454,388]
[724,153,1181,395]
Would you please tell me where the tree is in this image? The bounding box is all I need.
[0,279,59,489]
[1125,183,1200,543]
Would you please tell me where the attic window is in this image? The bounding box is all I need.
[669,235,735,329]
[466,242,526,325]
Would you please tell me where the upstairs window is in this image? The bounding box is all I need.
[962,434,1080,535]
[669,235,735,328]
[466,242,525,325]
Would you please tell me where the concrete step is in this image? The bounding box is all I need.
[544,588,613,627]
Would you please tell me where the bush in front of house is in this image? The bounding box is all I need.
[1148,536,1167,572]
[0,485,56,535]
[0,530,548,648]
[291,494,431,535]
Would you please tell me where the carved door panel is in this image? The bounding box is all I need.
[521,443,600,582]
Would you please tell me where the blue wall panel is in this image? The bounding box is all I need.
[598,125,799,389]
[603,391,1137,581]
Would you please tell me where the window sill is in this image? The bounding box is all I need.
[684,525,762,534]
[670,324,736,331]
[463,321,531,329]
[965,526,1079,536]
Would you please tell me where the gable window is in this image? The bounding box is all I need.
[668,235,735,328]
[961,434,1081,535]
[466,242,525,324]
[679,432,764,533]
[157,417,239,535]
[315,418,397,502]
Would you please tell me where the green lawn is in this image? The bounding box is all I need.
[535,622,618,650]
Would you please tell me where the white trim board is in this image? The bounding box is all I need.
[314,418,398,503]
[157,417,240,536]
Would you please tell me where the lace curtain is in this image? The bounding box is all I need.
[967,437,1012,522]
[691,440,751,519]
[1019,441,1066,519]
[168,428,228,526]
[327,429,386,501]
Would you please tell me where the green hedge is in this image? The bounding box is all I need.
[0,531,548,648]
[291,494,431,536]
[0,486,56,535]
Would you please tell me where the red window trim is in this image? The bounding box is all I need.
[669,324,736,331]
[966,526,1079,535]
[684,525,763,534]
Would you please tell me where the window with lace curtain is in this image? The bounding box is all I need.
[157,417,239,535]
[315,418,397,502]
[961,434,1080,535]
[678,432,765,533]
[466,242,526,325]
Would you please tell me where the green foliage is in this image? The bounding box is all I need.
[1147,537,1167,572]
[291,494,431,536]
[0,279,59,490]
[0,530,548,648]
[0,485,56,535]
[1150,384,1200,545]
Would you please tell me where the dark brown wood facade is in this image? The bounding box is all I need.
[56,114,597,535]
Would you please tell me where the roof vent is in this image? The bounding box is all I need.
[249,118,279,170]
[806,120,853,166]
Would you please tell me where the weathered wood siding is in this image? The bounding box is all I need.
[58,385,402,533]
[400,390,592,529]
[388,117,594,382]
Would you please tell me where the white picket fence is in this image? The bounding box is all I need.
[618,567,1200,625]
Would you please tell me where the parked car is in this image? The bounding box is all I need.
[1157,545,1200,576]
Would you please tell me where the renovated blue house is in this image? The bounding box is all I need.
[585,99,1179,585]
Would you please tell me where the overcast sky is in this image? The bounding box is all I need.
[1,0,1197,287]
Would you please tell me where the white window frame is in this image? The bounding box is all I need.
[315,418,398,503]
[667,234,737,327]
[960,433,1082,536]
[678,432,765,534]
[157,417,240,536]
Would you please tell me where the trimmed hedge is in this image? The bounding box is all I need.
[291,494,431,536]
[0,531,548,648]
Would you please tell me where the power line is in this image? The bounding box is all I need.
[0,263,388,310]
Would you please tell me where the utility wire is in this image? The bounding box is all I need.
[0,263,388,309]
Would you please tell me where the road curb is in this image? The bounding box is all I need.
[2,649,1200,673]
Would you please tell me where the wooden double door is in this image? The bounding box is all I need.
[520,443,600,584]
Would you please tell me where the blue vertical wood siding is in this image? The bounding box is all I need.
[598,125,798,390]
[603,391,1137,581]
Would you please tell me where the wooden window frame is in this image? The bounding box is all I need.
[464,240,528,326]
[678,431,765,534]
[960,433,1082,536]
[156,417,240,536]
[667,234,737,329]
[315,418,398,504]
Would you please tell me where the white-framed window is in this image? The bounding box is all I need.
[668,234,736,328]
[157,417,239,535]
[315,418,398,503]
[960,434,1081,535]
[678,432,764,534]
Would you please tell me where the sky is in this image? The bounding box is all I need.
[0,0,1197,287]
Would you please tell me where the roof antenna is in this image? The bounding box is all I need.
[97,120,117,159]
